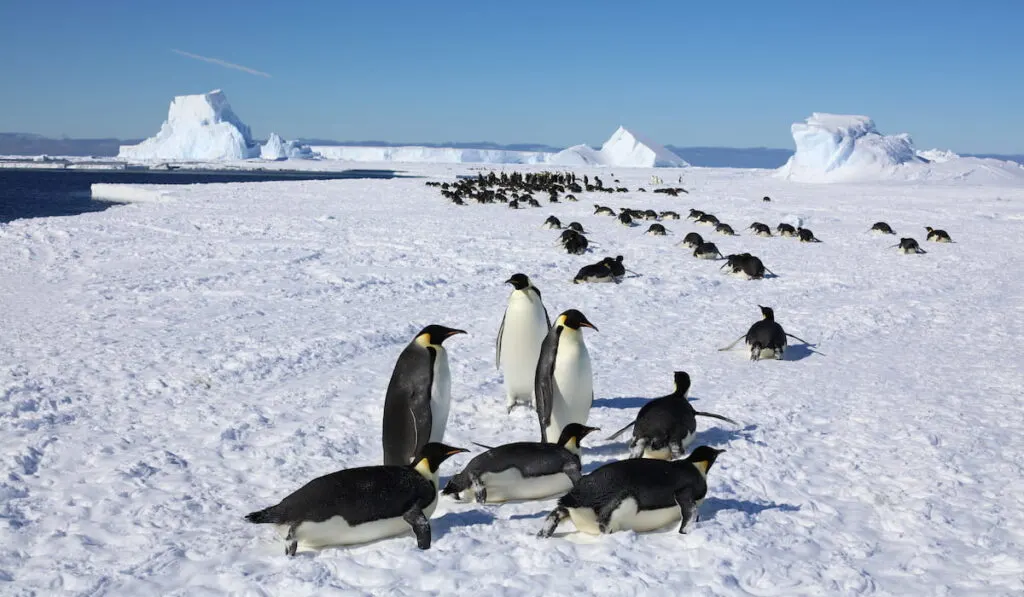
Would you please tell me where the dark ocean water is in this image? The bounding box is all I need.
[0,168,399,223]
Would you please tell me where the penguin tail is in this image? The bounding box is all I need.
[695,411,740,426]
[244,507,280,524]
[605,421,636,441]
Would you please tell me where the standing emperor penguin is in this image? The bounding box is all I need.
[382,325,467,466]
[536,309,598,443]
[496,274,551,413]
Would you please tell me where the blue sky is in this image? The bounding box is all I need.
[1,0,1022,153]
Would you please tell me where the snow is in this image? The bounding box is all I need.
[260,133,322,161]
[2,162,1024,595]
[118,90,261,161]
[917,148,960,163]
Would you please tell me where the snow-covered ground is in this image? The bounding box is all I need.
[2,163,1023,596]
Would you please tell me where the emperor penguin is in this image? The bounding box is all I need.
[442,423,599,503]
[536,309,598,443]
[606,372,737,459]
[537,445,725,537]
[245,442,468,555]
[925,226,953,243]
[382,325,467,466]
[496,274,551,413]
[718,305,812,361]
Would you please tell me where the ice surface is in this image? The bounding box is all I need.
[917,148,960,163]
[260,133,321,160]
[2,163,1023,595]
[90,183,178,202]
[118,90,260,161]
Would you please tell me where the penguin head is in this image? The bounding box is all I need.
[416,325,467,346]
[758,305,775,321]
[672,371,691,397]
[414,442,469,474]
[557,309,598,332]
[685,445,725,476]
[615,255,623,263]
[557,423,600,452]
[505,273,531,290]
[925,226,934,232]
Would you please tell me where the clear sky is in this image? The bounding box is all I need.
[1,0,1022,153]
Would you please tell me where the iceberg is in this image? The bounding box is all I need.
[598,126,689,168]
[119,90,260,161]
[775,113,924,181]
[260,133,321,160]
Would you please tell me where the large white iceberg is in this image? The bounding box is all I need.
[599,126,689,167]
[119,90,260,161]
[776,112,1024,183]
[260,133,321,160]
[776,113,924,181]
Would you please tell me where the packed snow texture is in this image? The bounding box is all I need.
[917,148,960,164]
[315,127,687,168]
[90,183,179,203]
[3,163,1024,596]
[118,90,261,161]
[260,133,322,161]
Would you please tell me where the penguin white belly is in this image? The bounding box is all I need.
[566,507,603,535]
[751,346,783,360]
[642,446,673,460]
[548,335,593,441]
[695,252,718,260]
[608,497,680,533]
[478,469,573,502]
[500,294,549,405]
[429,349,452,443]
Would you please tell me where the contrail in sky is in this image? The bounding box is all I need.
[171,49,272,78]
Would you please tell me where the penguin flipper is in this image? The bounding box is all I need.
[534,329,560,442]
[382,345,433,466]
[496,310,507,370]
[694,411,739,426]
[717,334,746,352]
[605,420,636,441]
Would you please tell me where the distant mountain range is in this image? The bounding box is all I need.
[2,132,1021,169]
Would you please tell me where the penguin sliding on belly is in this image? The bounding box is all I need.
[718,305,814,361]
[442,423,598,503]
[382,325,467,466]
[497,274,551,413]
[245,442,467,555]
[537,446,725,537]
[606,372,737,460]
[536,310,597,443]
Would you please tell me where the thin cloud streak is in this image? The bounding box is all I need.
[171,49,271,78]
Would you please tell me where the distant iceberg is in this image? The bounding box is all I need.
[776,112,1024,183]
[313,126,688,168]
[260,133,321,160]
[119,90,260,161]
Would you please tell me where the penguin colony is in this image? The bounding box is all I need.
[245,169,958,555]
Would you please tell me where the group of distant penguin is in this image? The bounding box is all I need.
[245,271,813,555]
[243,170,954,556]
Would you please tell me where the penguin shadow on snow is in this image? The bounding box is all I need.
[780,342,819,362]
[591,395,648,409]
[429,508,497,540]
[699,497,800,522]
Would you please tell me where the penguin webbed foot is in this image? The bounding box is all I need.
[538,507,567,538]
[628,438,646,459]
[749,344,761,361]
[471,476,488,504]
[403,506,431,550]
[285,524,299,557]
[675,490,697,534]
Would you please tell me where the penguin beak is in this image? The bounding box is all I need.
[445,447,469,456]
[580,321,598,332]
[504,277,515,285]
[446,329,467,337]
